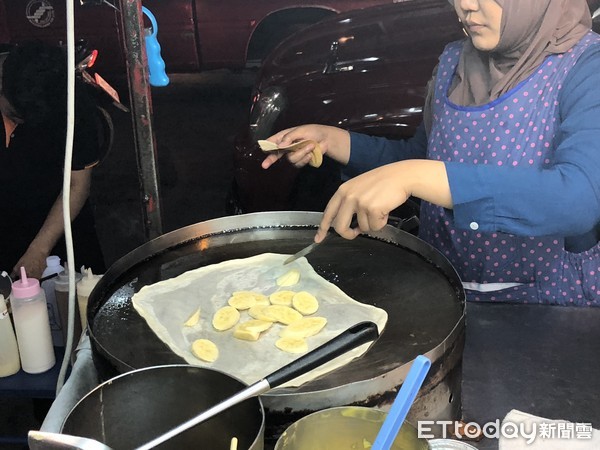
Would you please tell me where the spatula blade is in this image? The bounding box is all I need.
[283,241,321,265]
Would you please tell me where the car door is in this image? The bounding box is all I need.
[193,0,394,69]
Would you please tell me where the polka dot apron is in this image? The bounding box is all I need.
[420,32,600,306]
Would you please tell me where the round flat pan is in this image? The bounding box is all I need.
[88,212,465,394]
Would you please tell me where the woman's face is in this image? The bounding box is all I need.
[454,0,503,51]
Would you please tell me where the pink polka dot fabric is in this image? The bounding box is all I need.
[420,33,600,306]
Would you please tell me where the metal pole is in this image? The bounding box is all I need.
[117,0,163,240]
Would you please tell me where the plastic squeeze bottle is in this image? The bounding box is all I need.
[54,263,83,349]
[77,267,102,330]
[11,267,55,374]
[0,294,20,377]
[41,255,65,346]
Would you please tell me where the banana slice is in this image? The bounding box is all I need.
[252,293,270,306]
[212,306,241,331]
[233,328,261,341]
[232,290,256,296]
[248,305,276,322]
[191,339,219,362]
[292,291,319,315]
[276,269,300,287]
[310,144,323,168]
[264,305,303,325]
[240,319,273,333]
[228,292,257,310]
[269,290,296,306]
[183,307,201,327]
[233,319,273,341]
[276,336,308,354]
[232,291,270,306]
[280,317,327,339]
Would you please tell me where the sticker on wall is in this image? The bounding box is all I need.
[26,0,55,28]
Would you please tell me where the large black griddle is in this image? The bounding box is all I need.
[88,212,465,394]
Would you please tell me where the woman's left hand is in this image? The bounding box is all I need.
[316,159,453,242]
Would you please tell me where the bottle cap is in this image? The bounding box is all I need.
[42,255,64,281]
[0,271,11,300]
[77,267,102,297]
[46,255,62,268]
[55,262,82,288]
[12,266,41,299]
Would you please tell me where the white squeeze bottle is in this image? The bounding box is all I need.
[77,267,102,330]
[11,267,55,373]
[54,263,83,348]
[0,294,20,377]
[41,255,65,346]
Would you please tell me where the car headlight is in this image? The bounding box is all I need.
[249,86,287,140]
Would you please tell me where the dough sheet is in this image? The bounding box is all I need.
[132,253,387,387]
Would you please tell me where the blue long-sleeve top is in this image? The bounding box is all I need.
[344,45,600,243]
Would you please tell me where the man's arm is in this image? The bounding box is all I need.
[11,169,92,278]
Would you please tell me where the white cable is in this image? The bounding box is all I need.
[56,0,76,395]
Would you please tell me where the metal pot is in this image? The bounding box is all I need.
[274,406,428,450]
[61,365,265,450]
[86,211,466,442]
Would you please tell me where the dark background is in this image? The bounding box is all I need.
[0,69,257,448]
[93,70,256,267]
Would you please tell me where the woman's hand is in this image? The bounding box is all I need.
[261,124,351,169]
[316,159,453,242]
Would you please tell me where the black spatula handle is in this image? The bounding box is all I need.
[266,321,379,388]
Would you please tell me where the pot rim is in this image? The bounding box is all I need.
[60,363,266,449]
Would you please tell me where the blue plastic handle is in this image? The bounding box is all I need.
[142,6,169,87]
[371,355,432,450]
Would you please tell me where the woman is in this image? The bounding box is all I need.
[262,0,600,305]
[0,42,106,279]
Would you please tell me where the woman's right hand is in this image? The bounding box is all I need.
[261,124,351,169]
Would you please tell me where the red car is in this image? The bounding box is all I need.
[231,0,600,215]
[0,0,397,73]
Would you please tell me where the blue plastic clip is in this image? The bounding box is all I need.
[142,6,169,87]
[371,355,432,450]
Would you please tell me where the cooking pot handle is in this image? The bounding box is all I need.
[266,320,379,388]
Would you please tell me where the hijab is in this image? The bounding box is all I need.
[448,0,592,106]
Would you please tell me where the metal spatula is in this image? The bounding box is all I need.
[28,321,379,450]
[284,218,359,265]
[283,231,333,265]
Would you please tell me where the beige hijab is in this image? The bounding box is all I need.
[448,0,592,106]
